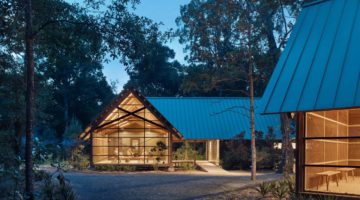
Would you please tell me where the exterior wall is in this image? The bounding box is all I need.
[90,93,172,166]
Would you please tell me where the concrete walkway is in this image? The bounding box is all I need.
[196,161,230,174]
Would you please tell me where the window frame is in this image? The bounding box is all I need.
[300,110,360,197]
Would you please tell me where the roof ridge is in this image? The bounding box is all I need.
[146,97,262,99]
[303,0,329,8]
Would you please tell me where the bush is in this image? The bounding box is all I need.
[173,142,201,170]
[40,169,77,200]
[64,117,83,140]
[221,128,281,170]
[69,144,89,170]
[253,177,339,200]
[271,180,289,200]
[173,142,204,161]
[254,181,273,198]
[220,133,249,170]
[94,165,136,172]
[0,131,24,199]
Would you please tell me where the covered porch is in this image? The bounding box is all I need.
[172,140,220,166]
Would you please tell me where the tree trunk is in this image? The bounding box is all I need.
[14,120,22,156]
[24,0,34,198]
[63,91,69,139]
[249,64,256,181]
[279,113,294,177]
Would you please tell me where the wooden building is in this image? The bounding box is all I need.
[80,89,281,167]
[261,0,360,198]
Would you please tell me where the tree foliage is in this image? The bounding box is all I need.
[177,0,303,97]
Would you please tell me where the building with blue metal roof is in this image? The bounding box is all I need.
[80,89,281,167]
[148,97,281,140]
[261,0,360,197]
[261,0,360,114]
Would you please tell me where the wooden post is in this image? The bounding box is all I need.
[296,112,305,194]
[185,141,188,160]
[216,140,220,165]
[193,140,197,165]
[90,130,94,166]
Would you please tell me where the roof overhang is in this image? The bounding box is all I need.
[261,0,360,114]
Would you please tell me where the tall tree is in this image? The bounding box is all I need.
[177,0,303,177]
[124,38,184,96]
[24,0,35,197]
[177,0,302,97]
[1,0,169,197]
[177,0,247,97]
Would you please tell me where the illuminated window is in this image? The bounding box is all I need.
[304,109,360,195]
[92,93,170,165]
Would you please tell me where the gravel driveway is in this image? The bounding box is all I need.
[65,171,281,200]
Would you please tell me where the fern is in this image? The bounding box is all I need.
[254,181,272,198]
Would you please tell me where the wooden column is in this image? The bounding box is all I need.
[296,112,305,194]
[216,140,220,165]
[193,140,197,165]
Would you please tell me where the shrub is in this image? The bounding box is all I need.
[284,176,296,199]
[0,131,24,199]
[40,167,77,200]
[220,133,249,170]
[173,142,202,170]
[69,144,89,170]
[271,180,289,200]
[173,143,195,160]
[254,181,273,198]
[64,117,83,140]
[94,165,136,172]
[33,137,51,165]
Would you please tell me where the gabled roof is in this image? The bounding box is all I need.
[79,89,182,140]
[261,0,360,114]
[81,89,282,140]
[148,97,281,140]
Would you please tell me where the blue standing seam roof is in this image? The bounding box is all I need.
[261,0,360,114]
[147,97,282,140]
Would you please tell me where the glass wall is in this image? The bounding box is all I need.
[92,94,170,165]
[304,109,360,195]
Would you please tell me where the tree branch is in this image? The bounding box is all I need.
[33,19,95,37]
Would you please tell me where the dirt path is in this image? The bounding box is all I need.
[65,170,282,200]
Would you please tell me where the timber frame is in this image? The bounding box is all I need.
[81,89,182,167]
[80,89,182,141]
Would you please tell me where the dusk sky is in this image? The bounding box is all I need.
[102,0,191,93]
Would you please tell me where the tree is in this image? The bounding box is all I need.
[0,51,25,155]
[177,0,302,97]
[176,0,302,177]
[177,0,248,97]
[24,0,35,197]
[1,0,170,197]
[124,38,184,96]
[35,5,114,137]
[279,113,294,176]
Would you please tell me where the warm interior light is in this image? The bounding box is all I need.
[119,121,129,128]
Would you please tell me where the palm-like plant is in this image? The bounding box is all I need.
[254,181,273,198]
[271,180,289,200]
